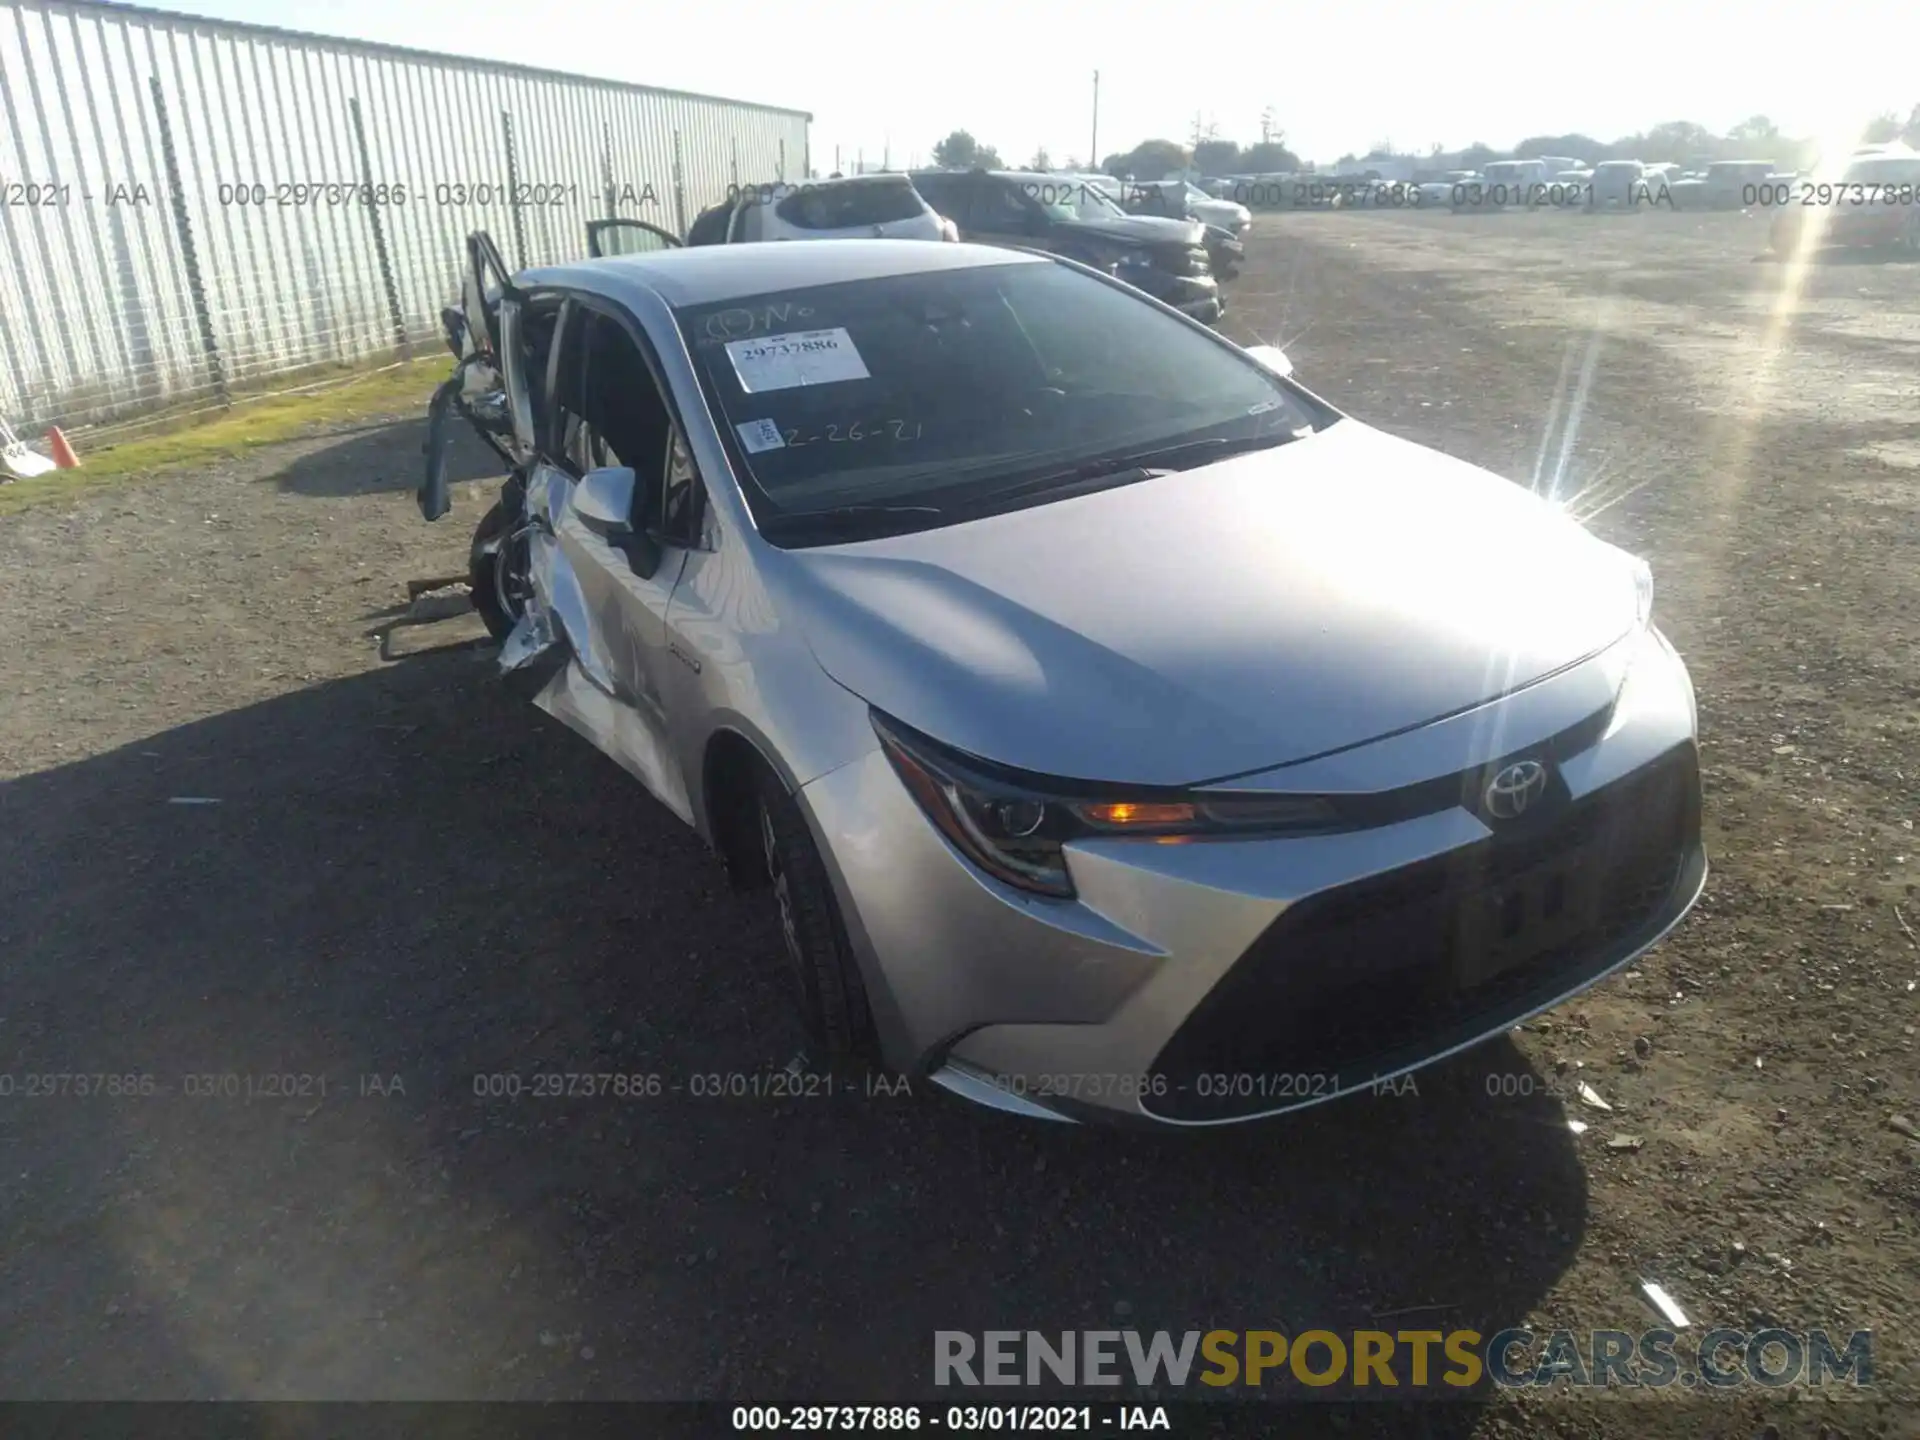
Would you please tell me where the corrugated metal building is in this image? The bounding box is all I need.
[0,0,810,428]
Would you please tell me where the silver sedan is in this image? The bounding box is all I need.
[438,238,1706,1127]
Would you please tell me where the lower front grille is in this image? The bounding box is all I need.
[1143,744,1701,1121]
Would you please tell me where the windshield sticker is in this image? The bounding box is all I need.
[734,418,786,454]
[705,302,817,342]
[725,328,871,393]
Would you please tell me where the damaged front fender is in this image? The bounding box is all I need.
[496,465,623,697]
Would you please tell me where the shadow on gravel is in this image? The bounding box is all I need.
[0,650,1586,1405]
[275,416,503,500]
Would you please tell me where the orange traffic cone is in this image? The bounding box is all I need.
[47,426,80,469]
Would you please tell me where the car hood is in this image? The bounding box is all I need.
[1054,214,1206,247]
[774,420,1641,787]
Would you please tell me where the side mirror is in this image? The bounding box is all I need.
[574,466,667,580]
[1243,343,1294,378]
[573,466,637,535]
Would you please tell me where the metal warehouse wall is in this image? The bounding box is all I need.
[0,0,810,429]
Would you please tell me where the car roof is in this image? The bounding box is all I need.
[790,173,916,189]
[520,239,1042,308]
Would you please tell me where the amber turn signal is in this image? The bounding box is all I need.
[1079,801,1198,827]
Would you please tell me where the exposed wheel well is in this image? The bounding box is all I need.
[705,729,774,890]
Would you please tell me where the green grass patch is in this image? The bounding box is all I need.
[0,356,445,515]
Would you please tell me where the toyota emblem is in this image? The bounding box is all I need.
[1483,759,1549,820]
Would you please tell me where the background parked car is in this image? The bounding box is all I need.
[908,169,1223,323]
[1451,160,1548,210]
[1076,175,1248,278]
[1587,160,1649,209]
[683,174,958,247]
[1769,144,1920,257]
[1417,170,1477,207]
[1114,178,1252,239]
[1710,159,1781,209]
[1640,162,1683,202]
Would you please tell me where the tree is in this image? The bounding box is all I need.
[1614,120,1716,163]
[1861,111,1903,144]
[1514,133,1608,164]
[1904,104,1920,147]
[1240,140,1300,173]
[1192,138,1242,175]
[931,130,1002,170]
[1028,147,1052,172]
[1105,138,1190,180]
[1455,142,1503,170]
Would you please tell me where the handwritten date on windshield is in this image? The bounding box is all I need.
[783,419,923,448]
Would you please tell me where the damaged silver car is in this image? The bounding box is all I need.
[416,232,1706,1127]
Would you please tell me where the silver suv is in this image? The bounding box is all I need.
[688,174,958,246]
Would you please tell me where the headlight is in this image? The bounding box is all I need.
[1631,558,1654,631]
[872,712,1340,898]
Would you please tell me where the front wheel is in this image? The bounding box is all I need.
[757,772,877,1067]
[468,499,532,642]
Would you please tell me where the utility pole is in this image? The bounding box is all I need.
[1090,71,1100,168]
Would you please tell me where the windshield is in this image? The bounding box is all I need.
[673,261,1325,543]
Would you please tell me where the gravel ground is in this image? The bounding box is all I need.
[1,204,1917,1435]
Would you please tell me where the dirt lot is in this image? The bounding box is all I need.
[2,205,1918,1435]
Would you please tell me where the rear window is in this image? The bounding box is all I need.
[774,180,926,230]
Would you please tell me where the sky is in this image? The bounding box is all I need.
[169,0,1909,169]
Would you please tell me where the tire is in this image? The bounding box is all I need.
[468,500,530,643]
[1904,212,1920,256]
[756,770,877,1066]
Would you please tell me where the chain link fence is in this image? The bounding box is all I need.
[0,0,809,437]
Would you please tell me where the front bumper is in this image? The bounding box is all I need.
[1124,267,1221,321]
[798,625,1703,1127]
